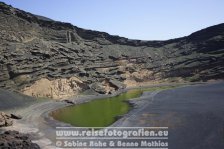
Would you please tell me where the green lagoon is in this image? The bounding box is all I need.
[51,86,176,127]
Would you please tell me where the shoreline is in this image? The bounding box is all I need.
[0,81,221,148]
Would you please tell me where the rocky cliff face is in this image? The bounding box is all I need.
[22,77,85,99]
[0,2,224,99]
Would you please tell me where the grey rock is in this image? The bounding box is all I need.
[63,100,75,104]
[0,112,13,127]
[0,2,223,98]
[109,79,126,90]
[0,130,40,149]
[10,114,22,120]
[90,82,107,94]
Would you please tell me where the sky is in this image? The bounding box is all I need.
[1,0,224,40]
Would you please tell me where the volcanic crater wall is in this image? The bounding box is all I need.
[0,2,224,99]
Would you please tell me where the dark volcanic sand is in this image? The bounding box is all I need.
[115,82,224,149]
[0,89,36,110]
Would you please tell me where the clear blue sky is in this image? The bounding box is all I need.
[1,0,224,40]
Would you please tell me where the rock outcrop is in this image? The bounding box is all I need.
[22,77,87,99]
[0,112,22,127]
[0,112,13,127]
[0,2,224,99]
[0,130,40,149]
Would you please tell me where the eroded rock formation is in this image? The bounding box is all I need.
[0,2,224,99]
[22,77,86,99]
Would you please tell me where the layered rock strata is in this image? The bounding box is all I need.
[0,2,223,99]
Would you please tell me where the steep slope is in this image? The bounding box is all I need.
[0,2,224,99]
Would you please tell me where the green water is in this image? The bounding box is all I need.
[51,86,177,127]
[51,90,142,127]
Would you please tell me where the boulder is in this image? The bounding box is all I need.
[0,130,40,149]
[10,114,22,120]
[109,79,126,90]
[63,100,75,104]
[0,112,13,127]
[90,82,107,94]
